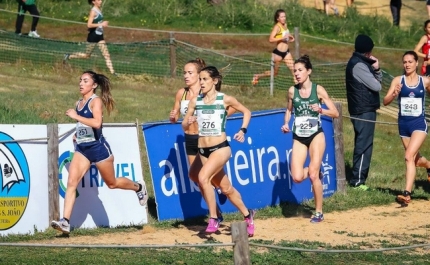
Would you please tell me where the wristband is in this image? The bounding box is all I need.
[240,128,247,134]
[318,108,323,114]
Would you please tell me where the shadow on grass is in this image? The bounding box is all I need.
[278,202,315,219]
[345,161,353,185]
[147,195,234,238]
[147,197,158,221]
[55,233,70,238]
[414,180,430,193]
[374,186,430,204]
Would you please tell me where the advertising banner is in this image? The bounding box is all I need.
[143,109,337,221]
[58,124,148,229]
[0,125,49,235]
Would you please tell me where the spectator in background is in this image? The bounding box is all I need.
[390,0,402,27]
[252,9,296,86]
[323,0,339,16]
[281,55,339,223]
[15,0,40,37]
[345,34,383,191]
[414,20,430,76]
[382,51,430,205]
[427,0,430,19]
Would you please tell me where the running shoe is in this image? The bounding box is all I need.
[310,212,324,223]
[396,190,411,204]
[216,207,224,224]
[353,184,370,191]
[28,31,40,38]
[51,218,70,234]
[136,180,149,206]
[63,53,70,65]
[334,8,339,16]
[205,218,220,233]
[252,75,259,85]
[218,214,224,224]
[244,209,256,237]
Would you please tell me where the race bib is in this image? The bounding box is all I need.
[400,97,422,117]
[197,112,223,136]
[294,116,318,137]
[76,122,96,144]
[95,25,103,35]
[180,100,196,117]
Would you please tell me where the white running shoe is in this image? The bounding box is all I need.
[51,218,70,234]
[28,31,40,38]
[136,180,148,206]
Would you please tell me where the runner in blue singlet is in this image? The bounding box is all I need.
[383,51,430,205]
[51,70,147,235]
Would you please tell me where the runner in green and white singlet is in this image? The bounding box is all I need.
[281,55,339,223]
[182,66,256,237]
[195,93,228,137]
[292,82,321,138]
[169,59,227,222]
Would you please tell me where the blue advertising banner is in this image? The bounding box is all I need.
[142,109,337,221]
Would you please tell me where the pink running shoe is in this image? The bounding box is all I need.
[244,209,256,237]
[205,218,220,234]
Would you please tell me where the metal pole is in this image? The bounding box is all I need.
[270,54,274,96]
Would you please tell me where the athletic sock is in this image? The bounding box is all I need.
[136,183,142,192]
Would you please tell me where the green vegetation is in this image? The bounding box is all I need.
[2,243,430,265]
[0,0,424,47]
[1,64,430,223]
[0,0,429,264]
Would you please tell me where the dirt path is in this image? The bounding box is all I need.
[34,200,430,248]
[298,0,427,28]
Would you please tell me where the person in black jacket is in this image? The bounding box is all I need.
[345,34,382,190]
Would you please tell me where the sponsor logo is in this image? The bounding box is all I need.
[58,151,78,198]
[0,132,30,231]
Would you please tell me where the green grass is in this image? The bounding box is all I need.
[1,241,430,265]
[1,63,430,220]
[1,0,430,264]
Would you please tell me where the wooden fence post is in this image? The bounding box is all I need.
[47,124,60,222]
[333,102,346,193]
[231,222,250,265]
[294,27,300,59]
[169,32,177,78]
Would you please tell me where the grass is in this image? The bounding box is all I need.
[1,240,430,264]
[1,63,430,221]
[1,0,430,264]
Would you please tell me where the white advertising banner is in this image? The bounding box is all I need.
[58,124,147,229]
[0,125,49,236]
